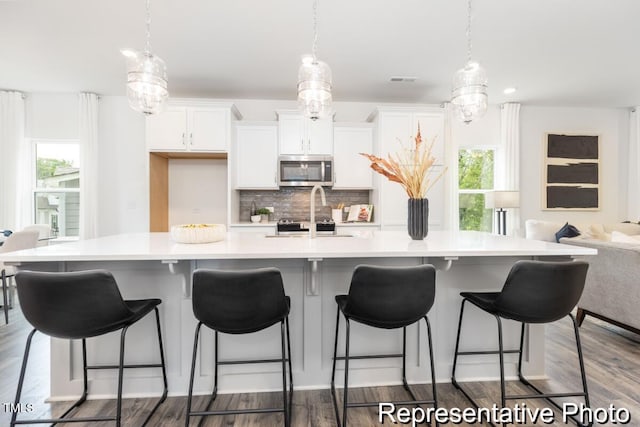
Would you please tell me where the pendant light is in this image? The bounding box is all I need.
[451,0,488,124]
[297,0,332,121]
[122,0,168,115]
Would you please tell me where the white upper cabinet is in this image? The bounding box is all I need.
[235,123,279,189]
[146,102,240,152]
[369,107,447,229]
[277,111,333,155]
[333,125,374,189]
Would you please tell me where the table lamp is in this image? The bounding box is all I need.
[485,191,520,235]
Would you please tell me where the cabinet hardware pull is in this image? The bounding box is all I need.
[300,138,304,151]
[182,133,185,145]
[190,133,193,145]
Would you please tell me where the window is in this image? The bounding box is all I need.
[33,140,80,238]
[458,149,495,232]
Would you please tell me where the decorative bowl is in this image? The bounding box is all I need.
[250,215,261,223]
[170,224,226,244]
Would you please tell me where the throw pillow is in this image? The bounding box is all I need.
[555,222,581,243]
[610,231,640,244]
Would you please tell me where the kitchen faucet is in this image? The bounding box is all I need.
[309,184,326,238]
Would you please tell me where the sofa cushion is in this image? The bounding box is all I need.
[555,222,581,242]
[525,220,564,242]
[603,222,640,235]
[610,231,640,244]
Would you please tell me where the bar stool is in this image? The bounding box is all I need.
[185,267,293,427]
[451,260,590,427]
[12,269,168,426]
[331,264,438,427]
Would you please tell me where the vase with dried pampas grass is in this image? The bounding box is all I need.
[360,124,446,239]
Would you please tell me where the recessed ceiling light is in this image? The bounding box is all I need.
[503,87,517,95]
[389,76,417,82]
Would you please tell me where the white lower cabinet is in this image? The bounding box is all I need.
[235,123,278,189]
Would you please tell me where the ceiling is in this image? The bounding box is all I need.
[1,0,639,108]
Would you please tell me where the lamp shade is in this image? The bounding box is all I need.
[451,61,488,123]
[124,50,168,115]
[297,55,332,120]
[485,191,520,209]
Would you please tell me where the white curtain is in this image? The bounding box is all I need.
[0,91,26,231]
[499,103,521,236]
[443,102,459,231]
[628,108,640,220]
[79,93,99,239]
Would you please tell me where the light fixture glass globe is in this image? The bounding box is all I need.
[297,55,332,120]
[451,61,488,124]
[124,50,168,115]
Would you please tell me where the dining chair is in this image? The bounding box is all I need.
[0,230,39,324]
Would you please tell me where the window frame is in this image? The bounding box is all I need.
[31,138,81,239]
[457,147,497,232]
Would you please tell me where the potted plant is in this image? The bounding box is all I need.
[255,208,271,223]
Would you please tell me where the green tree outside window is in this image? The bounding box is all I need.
[459,149,494,231]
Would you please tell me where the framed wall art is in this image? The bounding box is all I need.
[543,133,600,210]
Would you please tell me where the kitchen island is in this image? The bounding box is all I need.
[0,230,596,400]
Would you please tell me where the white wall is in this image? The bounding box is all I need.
[519,106,629,227]
[168,159,227,226]
[26,93,79,139]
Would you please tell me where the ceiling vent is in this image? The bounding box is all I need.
[389,76,417,82]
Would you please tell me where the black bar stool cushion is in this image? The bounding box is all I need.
[193,267,290,334]
[16,270,161,339]
[337,264,436,329]
[461,260,589,323]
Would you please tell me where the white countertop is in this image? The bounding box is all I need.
[0,230,596,263]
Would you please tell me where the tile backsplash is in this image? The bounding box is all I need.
[239,189,371,222]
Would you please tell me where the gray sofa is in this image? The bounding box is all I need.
[560,238,640,334]
[525,219,640,334]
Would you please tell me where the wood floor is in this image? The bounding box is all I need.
[1,303,638,426]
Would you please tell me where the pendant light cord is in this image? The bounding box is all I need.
[312,0,318,61]
[466,0,472,63]
[145,0,152,54]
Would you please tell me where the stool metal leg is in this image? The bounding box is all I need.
[10,329,37,427]
[280,320,289,427]
[285,315,293,420]
[330,305,342,426]
[424,316,439,427]
[453,299,592,427]
[115,325,130,427]
[514,315,592,427]
[2,269,9,324]
[401,326,409,391]
[185,322,203,427]
[138,306,169,427]
[342,317,351,427]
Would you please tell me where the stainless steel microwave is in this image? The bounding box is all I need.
[278,155,333,187]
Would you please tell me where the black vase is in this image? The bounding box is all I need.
[408,198,429,240]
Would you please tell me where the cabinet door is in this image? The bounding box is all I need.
[278,114,305,155]
[146,107,188,151]
[333,127,373,189]
[307,118,333,155]
[413,112,445,165]
[189,108,228,152]
[236,125,278,189]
